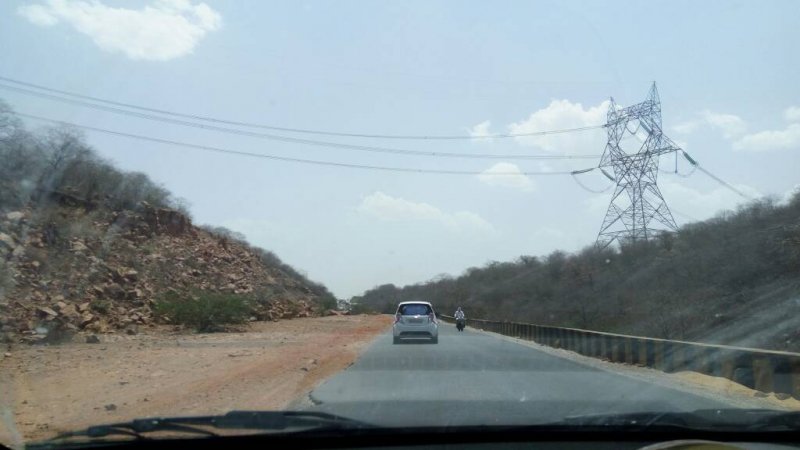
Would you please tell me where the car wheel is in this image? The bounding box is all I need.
[393,337,400,344]
[431,336,438,344]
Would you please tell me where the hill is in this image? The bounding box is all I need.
[0,102,336,343]
[352,193,800,352]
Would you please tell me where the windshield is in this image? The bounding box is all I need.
[1,0,800,448]
[398,304,432,316]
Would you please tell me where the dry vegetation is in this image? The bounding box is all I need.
[0,101,337,342]
[354,195,800,351]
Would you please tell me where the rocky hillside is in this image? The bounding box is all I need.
[0,199,335,344]
[0,102,336,343]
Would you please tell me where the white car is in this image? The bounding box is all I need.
[392,301,438,344]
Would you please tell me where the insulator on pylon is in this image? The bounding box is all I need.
[681,151,698,166]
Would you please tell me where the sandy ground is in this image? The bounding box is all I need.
[0,314,391,447]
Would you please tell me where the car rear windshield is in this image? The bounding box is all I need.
[398,304,432,316]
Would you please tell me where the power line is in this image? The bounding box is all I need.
[0,75,607,141]
[695,165,753,200]
[0,83,601,161]
[659,165,698,178]
[17,112,589,176]
[570,172,614,194]
[680,151,754,200]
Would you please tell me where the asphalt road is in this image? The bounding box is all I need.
[305,321,732,427]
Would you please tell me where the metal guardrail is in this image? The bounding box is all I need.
[439,314,800,399]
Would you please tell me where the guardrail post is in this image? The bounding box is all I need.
[672,344,687,372]
[719,352,735,380]
[599,335,607,360]
[655,341,663,370]
[791,357,800,399]
[608,336,618,362]
[584,333,591,356]
[572,330,578,352]
[624,338,633,364]
[663,342,672,372]
[770,356,793,397]
[591,334,600,357]
[640,340,648,366]
[696,347,711,375]
[729,354,753,388]
[753,355,774,393]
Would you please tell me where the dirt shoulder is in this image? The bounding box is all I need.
[0,314,391,446]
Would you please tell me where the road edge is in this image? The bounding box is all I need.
[465,325,794,411]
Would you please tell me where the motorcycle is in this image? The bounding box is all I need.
[456,318,465,332]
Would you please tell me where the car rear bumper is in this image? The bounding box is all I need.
[393,323,438,339]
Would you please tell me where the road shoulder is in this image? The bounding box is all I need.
[466,326,800,411]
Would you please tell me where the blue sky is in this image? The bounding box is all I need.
[2,0,798,298]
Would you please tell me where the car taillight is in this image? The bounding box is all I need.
[395,313,401,323]
[429,313,436,324]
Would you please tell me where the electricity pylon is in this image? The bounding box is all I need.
[596,83,681,248]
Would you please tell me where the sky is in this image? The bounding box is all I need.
[1,0,799,298]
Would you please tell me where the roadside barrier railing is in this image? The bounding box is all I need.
[439,314,800,399]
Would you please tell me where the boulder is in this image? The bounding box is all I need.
[122,269,138,282]
[6,211,25,221]
[70,240,89,253]
[36,306,58,318]
[79,313,96,328]
[104,283,126,300]
[0,232,15,251]
[58,303,80,319]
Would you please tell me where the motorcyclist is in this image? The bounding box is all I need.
[454,307,466,331]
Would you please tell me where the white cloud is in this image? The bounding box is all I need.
[476,162,535,192]
[701,111,747,139]
[357,191,495,234]
[507,99,609,154]
[18,4,60,25]
[785,106,800,123]
[468,120,492,140]
[672,121,699,134]
[671,111,747,139]
[17,0,222,61]
[732,123,800,152]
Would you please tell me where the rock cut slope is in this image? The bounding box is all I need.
[0,198,332,343]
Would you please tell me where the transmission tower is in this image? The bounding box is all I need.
[596,83,681,248]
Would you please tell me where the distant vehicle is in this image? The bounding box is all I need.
[392,301,438,344]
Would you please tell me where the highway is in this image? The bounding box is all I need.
[305,321,732,427]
